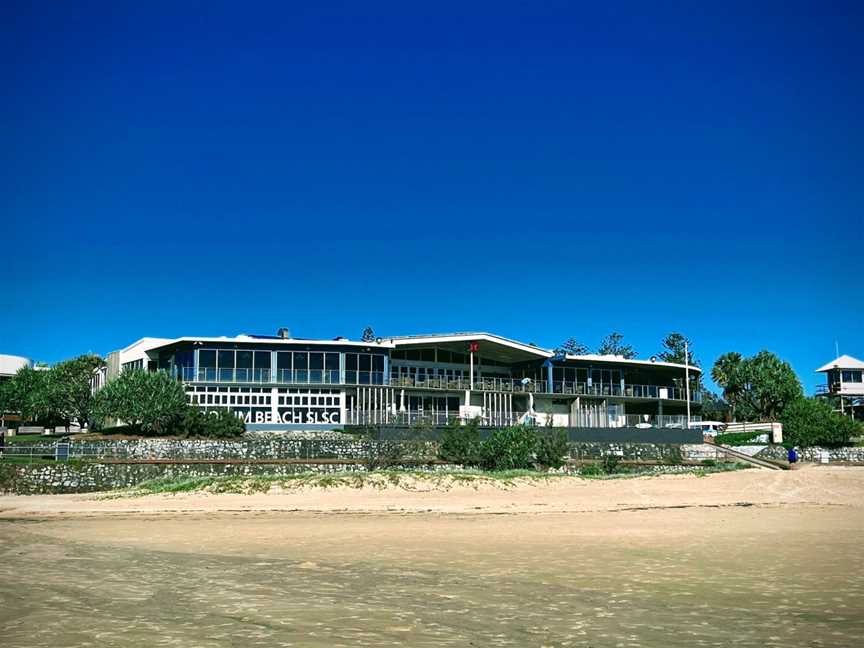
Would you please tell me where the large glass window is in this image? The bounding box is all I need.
[345,353,358,384]
[236,351,253,381]
[309,352,324,383]
[325,353,339,383]
[277,352,292,382]
[198,350,216,381]
[294,352,308,382]
[218,351,235,381]
[254,351,271,382]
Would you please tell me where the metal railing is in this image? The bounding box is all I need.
[346,410,529,427]
[175,366,700,402]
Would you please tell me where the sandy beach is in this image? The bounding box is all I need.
[1,467,863,647]
[0,464,861,517]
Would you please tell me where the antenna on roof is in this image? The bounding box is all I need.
[836,340,840,358]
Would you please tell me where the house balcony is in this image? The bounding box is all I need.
[176,368,700,403]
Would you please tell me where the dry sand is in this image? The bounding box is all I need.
[0,464,861,518]
[1,467,863,647]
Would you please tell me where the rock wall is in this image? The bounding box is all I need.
[756,445,864,463]
[16,436,706,463]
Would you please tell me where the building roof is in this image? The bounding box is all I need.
[816,355,864,372]
[141,335,394,355]
[565,353,702,373]
[116,331,699,372]
[386,332,553,359]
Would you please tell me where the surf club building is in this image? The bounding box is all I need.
[98,331,702,432]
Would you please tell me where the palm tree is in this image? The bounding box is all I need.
[711,352,743,420]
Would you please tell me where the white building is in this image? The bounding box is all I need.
[816,355,864,419]
[98,330,703,433]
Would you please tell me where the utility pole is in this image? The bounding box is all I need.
[685,340,691,427]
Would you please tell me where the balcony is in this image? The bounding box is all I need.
[176,367,700,402]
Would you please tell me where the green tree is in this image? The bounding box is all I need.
[711,352,744,419]
[176,408,245,439]
[555,338,590,355]
[700,390,730,422]
[535,428,569,469]
[597,332,636,359]
[781,398,862,448]
[479,426,538,471]
[7,366,59,424]
[658,332,692,365]
[361,326,376,342]
[659,332,702,388]
[94,370,189,435]
[438,417,482,465]
[735,351,802,421]
[49,354,105,430]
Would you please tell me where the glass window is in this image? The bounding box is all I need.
[218,351,235,369]
[199,350,216,367]
[372,355,384,372]
[277,352,292,369]
[406,349,422,361]
[438,350,451,363]
[236,351,253,368]
[421,349,435,362]
[293,352,308,370]
[325,353,339,370]
[255,352,271,369]
[345,354,358,370]
[309,353,324,370]
[359,354,371,371]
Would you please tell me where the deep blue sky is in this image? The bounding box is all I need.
[2,1,862,393]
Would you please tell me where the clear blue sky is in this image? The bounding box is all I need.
[2,1,862,393]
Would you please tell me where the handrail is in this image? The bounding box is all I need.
[174,366,700,401]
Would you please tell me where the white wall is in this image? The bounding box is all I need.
[0,354,33,378]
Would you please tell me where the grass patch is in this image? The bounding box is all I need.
[108,463,748,498]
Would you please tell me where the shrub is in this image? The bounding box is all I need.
[535,428,569,469]
[780,398,862,448]
[438,418,482,466]
[94,370,188,436]
[579,462,603,476]
[714,431,763,446]
[601,454,621,474]
[177,408,245,439]
[479,426,537,471]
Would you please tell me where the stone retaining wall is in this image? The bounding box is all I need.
[756,445,864,463]
[0,461,441,495]
[0,460,715,495]
[9,436,703,463]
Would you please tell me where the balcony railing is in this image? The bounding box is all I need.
[176,367,700,402]
[344,411,702,428]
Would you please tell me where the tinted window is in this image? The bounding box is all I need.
[199,350,216,367]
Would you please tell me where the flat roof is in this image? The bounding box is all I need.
[141,335,395,354]
[565,353,702,373]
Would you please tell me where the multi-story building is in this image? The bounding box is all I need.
[100,331,702,432]
[816,354,864,419]
[0,354,34,428]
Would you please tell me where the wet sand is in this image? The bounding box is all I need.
[1,467,863,646]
